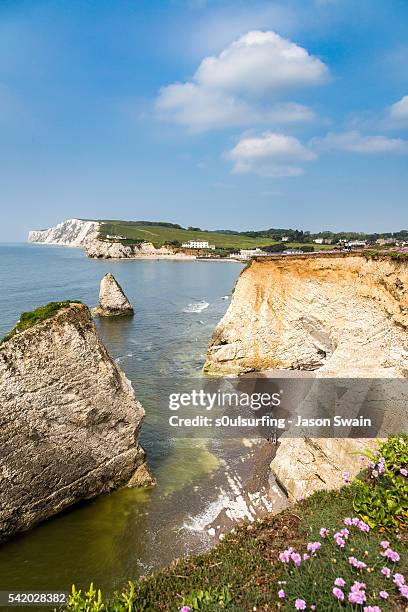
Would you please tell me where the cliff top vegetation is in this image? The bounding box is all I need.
[67,436,408,611]
[1,301,82,345]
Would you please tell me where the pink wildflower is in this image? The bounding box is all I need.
[401,468,408,477]
[348,590,366,605]
[290,552,302,567]
[319,527,329,538]
[303,553,310,561]
[344,517,352,526]
[348,556,367,570]
[381,567,391,578]
[278,589,285,599]
[357,520,370,533]
[382,548,400,562]
[351,582,366,591]
[394,573,405,587]
[334,577,346,587]
[333,587,344,601]
[400,585,408,599]
[279,547,293,563]
[380,541,390,549]
[379,591,388,599]
[295,599,306,610]
[307,542,321,554]
[363,607,381,612]
[343,471,350,484]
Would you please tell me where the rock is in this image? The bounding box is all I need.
[86,239,178,259]
[0,302,151,539]
[204,253,408,500]
[271,438,380,502]
[126,450,156,488]
[28,218,100,247]
[204,254,408,377]
[93,272,134,317]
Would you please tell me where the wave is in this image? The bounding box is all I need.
[183,301,209,314]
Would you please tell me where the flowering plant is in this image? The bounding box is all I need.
[353,435,408,530]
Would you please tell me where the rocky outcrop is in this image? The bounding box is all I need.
[93,273,134,316]
[0,303,152,539]
[28,218,100,247]
[205,254,408,377]
[271,438,379,502]
[86,239,189,259]
[204,254,408,500]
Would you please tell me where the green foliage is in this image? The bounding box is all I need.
[65,438,407,610]
[1,301,82,344]
[98,221,332,251]
[181,586,233,610]
[353,435,408,530]
[67,582,138,612]
[67,584,104,611]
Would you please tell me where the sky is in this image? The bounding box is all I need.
[0,0,407,241]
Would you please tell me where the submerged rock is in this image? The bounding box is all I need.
[93,272,134,316]
[0,302,151,539]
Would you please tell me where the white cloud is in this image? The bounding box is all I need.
[194,30,328,95]
[314,130,408,153]
[155,30,327,132]
[225,132,317,177]
[389,95,408,124]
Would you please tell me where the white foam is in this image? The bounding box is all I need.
[183,301,209,313]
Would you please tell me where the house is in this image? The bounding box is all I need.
[346,240,367,248]
[281,236,290,242]
[232,248,263,260]
[181,240,215,249]
[313,238,324,244]
[376,238,396,246]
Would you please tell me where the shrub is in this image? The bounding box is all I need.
[353,435,408,530]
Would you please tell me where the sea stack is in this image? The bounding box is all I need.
[93,272,134,316]
[0,302,153,540]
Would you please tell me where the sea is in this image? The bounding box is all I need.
[0,243,244,595]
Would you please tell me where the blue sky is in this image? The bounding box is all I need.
[0,0,407,240]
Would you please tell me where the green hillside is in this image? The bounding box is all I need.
[98,221,332,251]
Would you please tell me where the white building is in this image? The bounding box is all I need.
[231,248,263,260]
[182,239,215,249]
[281,236,289,242]
[313,238,324,244]
[346,240,367,248]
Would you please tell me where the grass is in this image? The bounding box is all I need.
[1,301,82,344]
[66,485,408,610]
[98,221,333,252]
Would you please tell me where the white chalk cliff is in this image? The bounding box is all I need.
[28,218,189,259]
[28,218,100,247]
[0,303,152,539]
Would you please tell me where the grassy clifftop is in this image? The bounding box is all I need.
[67,436,408,611]
[98,221,332,251]
[1,301,82,344]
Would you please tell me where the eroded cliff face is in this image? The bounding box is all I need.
[205,254,408,377]
[205,254,408,501]
[0,303,151,539]
[28,219,100,247]
[86,240,188,259]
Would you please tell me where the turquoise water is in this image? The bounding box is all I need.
[0,244,242,595]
